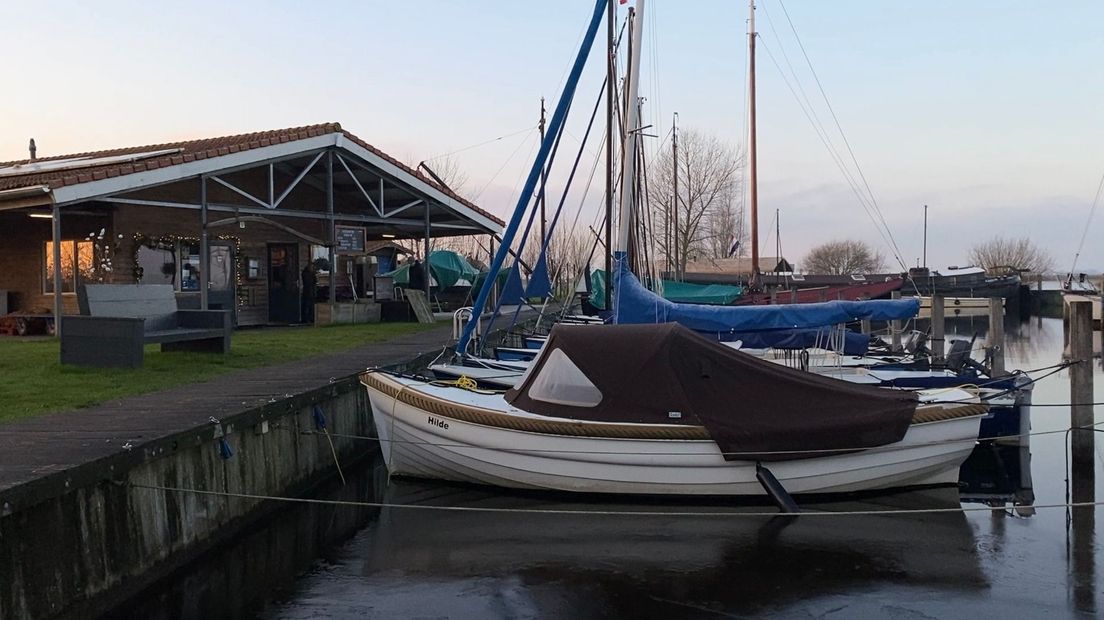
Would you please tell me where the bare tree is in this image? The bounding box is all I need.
[802,239,886,275]
[969,236,1054,275]
[647,128,744,274]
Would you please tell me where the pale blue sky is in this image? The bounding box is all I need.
[2,1,1103,270]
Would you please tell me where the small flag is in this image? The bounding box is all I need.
[727,236,740,257]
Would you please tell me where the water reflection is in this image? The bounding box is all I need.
[262,476,984,619]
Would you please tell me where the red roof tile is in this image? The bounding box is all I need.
[0,122,503,227]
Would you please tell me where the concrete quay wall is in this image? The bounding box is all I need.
[0,376,373,619]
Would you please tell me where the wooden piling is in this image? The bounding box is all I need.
[860,319,871,335]
[930,295,945,366]
[1068,300,1096,486]
[988,297,1005,375]
[890,290,902,352]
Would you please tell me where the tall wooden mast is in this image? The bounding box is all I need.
[748,0,760,286]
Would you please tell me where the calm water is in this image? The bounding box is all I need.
[120,316,1104,619]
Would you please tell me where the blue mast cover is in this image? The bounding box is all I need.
[612,254,918,332]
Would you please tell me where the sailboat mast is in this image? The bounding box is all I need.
[539,97,547,244]
[748,0,760,285]
[604,0,615,309]
[672,112,679,280]
[615,0,645,254]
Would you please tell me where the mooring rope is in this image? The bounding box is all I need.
[126,483,1102,518]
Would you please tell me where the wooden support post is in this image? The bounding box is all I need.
[326,152,336,321]
[51,203,63,337]
[860,319,871,335]
[988,297,1005,375]
[890,290,902,353]
[1068,299,1096,493]
[199,176,209,310]
[769,290,778,305]
[930,295,945,366]
[423,203,431,299]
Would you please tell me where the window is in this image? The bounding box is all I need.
[136,245,176,286]
[528,348,603,407]
[179,242,201,291]
[310,245,331,274]
[43,240,94,293]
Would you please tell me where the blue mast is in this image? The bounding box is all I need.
[455,0,610,355]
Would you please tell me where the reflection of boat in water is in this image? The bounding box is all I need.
[334,477,986,618]
[960,441,1035,513]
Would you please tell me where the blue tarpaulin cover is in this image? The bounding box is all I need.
[717,328,872,355]
[611,254,918,332]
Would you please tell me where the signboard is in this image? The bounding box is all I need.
[334,226,366,254]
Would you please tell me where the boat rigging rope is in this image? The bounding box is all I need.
[773,0,908,271]
[1067,165,1104,277]
[127,483,1104,519]
[423,125,539,163]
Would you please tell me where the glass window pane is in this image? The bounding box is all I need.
[76,241,94,284]
[137,245,177,286]
[180,243,201,291]
[208,246,232,291]
[44,241,77,293]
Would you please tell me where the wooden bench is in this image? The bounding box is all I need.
[60,284,232,368]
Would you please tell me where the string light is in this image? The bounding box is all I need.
[132,232,245,308]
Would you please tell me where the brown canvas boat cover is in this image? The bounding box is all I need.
[505,323,918,461]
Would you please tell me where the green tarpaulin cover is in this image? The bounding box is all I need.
[384,250,480,289]
[589,269,742,308]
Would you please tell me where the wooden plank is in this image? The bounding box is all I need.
[403,290,436,324]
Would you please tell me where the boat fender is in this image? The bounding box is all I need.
[312,404,327,431]
[218,437,234,460]
[755,463,800,514]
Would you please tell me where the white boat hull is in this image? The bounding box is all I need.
[362,374,982,497]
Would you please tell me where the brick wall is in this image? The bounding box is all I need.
[0,209,115,313]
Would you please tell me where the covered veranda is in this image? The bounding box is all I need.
[0,123,504,331]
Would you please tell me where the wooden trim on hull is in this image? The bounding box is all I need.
[360,371,987,440]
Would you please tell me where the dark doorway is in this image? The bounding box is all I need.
[268,243,300,323]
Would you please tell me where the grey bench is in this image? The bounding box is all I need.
[60,284,232,368]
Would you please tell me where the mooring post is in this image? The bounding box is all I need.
[860,319,871,335]
[890,290,903,353]
[1067,299,1096,614]
[930,294,945,366]
[1068,300,1096,492]
[989,297,1005,375]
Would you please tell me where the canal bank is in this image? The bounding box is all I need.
[0,320,460,619]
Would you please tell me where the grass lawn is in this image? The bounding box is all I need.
[0,321,443,423]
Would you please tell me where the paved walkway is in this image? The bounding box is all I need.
[0,322,460,493]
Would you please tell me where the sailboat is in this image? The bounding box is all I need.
[361,0,987,498]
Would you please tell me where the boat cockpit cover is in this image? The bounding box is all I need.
[505,323,919,461]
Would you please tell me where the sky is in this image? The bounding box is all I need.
[2,1,1103,272]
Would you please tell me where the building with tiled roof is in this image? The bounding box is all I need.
[0,123,504,327]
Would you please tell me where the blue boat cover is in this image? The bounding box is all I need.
[716,328,872,355]
[612,254,918,332]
